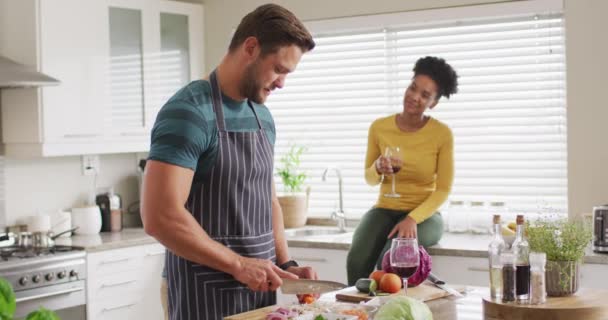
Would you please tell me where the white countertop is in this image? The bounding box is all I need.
[53,226,608,265]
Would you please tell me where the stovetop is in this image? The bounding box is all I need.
[0,245,83,261]
[0,245,86,292]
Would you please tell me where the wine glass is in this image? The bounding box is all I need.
[383,146,402,198]
[390,237,420,295]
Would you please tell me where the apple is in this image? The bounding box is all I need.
[379,273,402,293]
[369,270,386,284]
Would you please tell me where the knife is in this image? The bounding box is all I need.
[279,278,347,294]
[427,273,464,298]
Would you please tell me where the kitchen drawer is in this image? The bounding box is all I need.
[89,295,141,320]
[88,271,142,300]
[288,247,348,283]
[581,263,608,289]
[87,246,145,275]
[431,255,489,287]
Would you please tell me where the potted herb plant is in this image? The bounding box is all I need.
[276,145,309,228]
[526,217,593,296]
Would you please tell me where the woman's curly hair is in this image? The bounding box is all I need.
[413,56,459,100]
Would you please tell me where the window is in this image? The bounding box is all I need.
[268,0,566,220]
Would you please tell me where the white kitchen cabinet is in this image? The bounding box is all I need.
[0,0,203,157]
[105,0,203,146]
[430,255,489,287]
[277,247,348,304]
[580,263,608,289]
[86,243,165,320]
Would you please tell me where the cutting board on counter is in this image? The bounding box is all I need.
[224,305,277,320]
[335,282,462,303]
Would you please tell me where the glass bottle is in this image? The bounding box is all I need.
[529,252,547,304]
[488,214,506,299]
[501,252,516,303]
[512,215,530,302]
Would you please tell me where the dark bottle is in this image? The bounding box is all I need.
[512,215,530,302]
[501,252,516,302]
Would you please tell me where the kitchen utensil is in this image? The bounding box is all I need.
[32,227,79,248]
[593,205,608,253]
[71,205,102,235]
[50,210,72,238]
[279,278,347,294]
[427,272,464,297]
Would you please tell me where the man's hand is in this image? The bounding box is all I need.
[287,266,320,301]
[231,256,298,292]
[388,216,417,239]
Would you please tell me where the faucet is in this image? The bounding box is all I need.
[322,167,347,232]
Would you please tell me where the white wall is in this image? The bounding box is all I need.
[201,0,608,218]
[3,154,140,226]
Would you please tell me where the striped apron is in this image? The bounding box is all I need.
[166,70,276,320]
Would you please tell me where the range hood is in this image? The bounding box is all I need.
[0,55,60,88]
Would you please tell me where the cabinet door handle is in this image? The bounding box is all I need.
[468,267,489,272]
[100,257,130,265]
[292,256,327,263]
[63,133,102,138]
[102,302,137,312]
[101,279,137,288]
[146,251,165,257]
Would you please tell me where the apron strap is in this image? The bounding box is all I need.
[210,69,265,132]
[209,70,227,132]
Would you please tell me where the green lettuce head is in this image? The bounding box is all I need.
[375,295,433,320]
[0,278,16,320]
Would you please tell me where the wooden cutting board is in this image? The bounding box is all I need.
[482,288,608,320]
[224,283,464,320]
[224,305,278,320]
[335,282,458,303]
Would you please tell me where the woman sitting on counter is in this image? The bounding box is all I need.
[346,56,459,285]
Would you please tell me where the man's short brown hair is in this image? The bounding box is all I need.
[229,4,315,55]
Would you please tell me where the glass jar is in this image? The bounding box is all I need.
[447,200,469,233]
[529,252,547,304]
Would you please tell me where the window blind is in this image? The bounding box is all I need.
[268,12,566,219]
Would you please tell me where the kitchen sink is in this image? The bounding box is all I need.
[284,228,351,238]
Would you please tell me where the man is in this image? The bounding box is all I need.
[141,4,316,320]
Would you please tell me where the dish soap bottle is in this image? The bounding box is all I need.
[489,214,506,299]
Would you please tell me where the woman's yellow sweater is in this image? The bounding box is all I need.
[365,114,454,223]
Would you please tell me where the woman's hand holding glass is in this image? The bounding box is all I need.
[376,146,403,198]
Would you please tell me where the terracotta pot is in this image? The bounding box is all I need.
[278,188,310,228]
[546,260,579,296]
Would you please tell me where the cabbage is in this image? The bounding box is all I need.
[382,245,432,287]
[374,296,433,320]
[0,278,16,320]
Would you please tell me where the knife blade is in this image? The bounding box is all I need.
[279,278,347,294]
[427,273,464,298]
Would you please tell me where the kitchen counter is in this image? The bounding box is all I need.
[54,226,608,265]
[285,226,608,265]
[55,228,157,252]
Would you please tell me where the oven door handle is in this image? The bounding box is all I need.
[15,287,84,303]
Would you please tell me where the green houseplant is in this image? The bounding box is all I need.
[276,145,309,228]
[0,277,60,320]
[526,217,593,296]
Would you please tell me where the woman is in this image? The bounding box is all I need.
[346,56,458,285]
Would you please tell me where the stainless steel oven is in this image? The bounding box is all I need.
[0,243,86,318]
